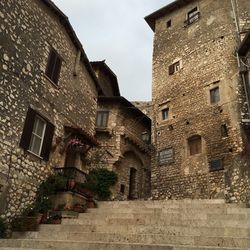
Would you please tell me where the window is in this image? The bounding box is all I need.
[19,108,55,160]
[210,87,220,104]
[45,48,62,84]
[159,148,174,165]
[96,111,109,127]
[142,131,150,144]
[209,159,224,172]
[120,184,125,194]
[162,108,169,120]
[188,135,201,155]
[29,116,46,156]
[221,124,228,138]
[169,61,180,75]
[186,7,200,25]
[166,19,172,28]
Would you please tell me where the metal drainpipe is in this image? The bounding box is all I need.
[231,0,250,119]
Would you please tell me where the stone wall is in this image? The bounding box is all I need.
[132,101,153,119]
[0,0,98,220]
[93,100,151,200]
[149,0,250,203]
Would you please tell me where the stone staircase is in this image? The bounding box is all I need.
[0,199,250,250]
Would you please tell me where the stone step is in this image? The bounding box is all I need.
[98,199,226,207]
[37,224,250,237]
[87,207,250,215]
[97,200,245,209]
[0,239,248,250]
[62,216,250,228]
[79,212,250,221]
[11,231,250,248]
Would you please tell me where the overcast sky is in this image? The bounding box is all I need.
[53,0,172,101]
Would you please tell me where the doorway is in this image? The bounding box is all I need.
[128,168,137,199]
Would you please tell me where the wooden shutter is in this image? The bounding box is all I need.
[45,49,62,84]
[19,108,36,150]
[45,50,57,79]
[40,121,55,161]
[169,64,174,75]
[52,56,62,84]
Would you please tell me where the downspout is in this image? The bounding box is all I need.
[231,0,250,119]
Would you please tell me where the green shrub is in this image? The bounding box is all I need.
[84,169,118,200]
[0,218,7,238]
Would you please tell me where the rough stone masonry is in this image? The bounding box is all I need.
[145,0,250,205]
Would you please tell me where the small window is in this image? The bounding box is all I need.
[188,135,201,155]
[162,108,169,120]
[186,7,199,25]
[209,159,224,172]
[166,19,172,28]
[210,87,220,104]
[159,148,174,165]
[96,111,109,127]
[169,61,180,75]
[45,48,62,84]
[19,108,55,160]
[221,124,228,138]
[142,131,150,143]
[120,184,125,194]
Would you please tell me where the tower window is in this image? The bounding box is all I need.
[169,61,181,75]
[188,135,202,156]
[166,19,172,28]
[162,108,169,120]
[210,87,220,104]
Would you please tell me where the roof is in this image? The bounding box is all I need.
[98,96,151,127]
[145,0,194,31]
[41,0,100,92]
[91,61,120,96]
[238,32,250,56]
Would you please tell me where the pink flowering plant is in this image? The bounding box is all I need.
[67,138,85,149]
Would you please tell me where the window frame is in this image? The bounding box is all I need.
[210,86,220,104]
[96,111,109,128]
[169,60,181,75]
[45,48,62,85]
[19,107,55,161]
[188,135,202,156]
[161,108,169,121]
[28,115,47,157]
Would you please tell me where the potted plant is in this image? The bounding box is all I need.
[45,214,62,224]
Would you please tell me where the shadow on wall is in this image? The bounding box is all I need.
[0,174,9,215]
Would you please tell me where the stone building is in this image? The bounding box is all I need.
[90,61,151,200]
[132,101,153,119]
[0,0,100,220]
[145,0,250,204]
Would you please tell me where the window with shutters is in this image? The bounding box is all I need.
[96,111,109,128]
[188,135,202,156]
[169,61,180,75]
[19,107,55,160]
[210,87,220,104]
[185,7,200,26]
[45,48,62,85]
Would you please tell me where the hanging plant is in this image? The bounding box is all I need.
[67,138,85,152]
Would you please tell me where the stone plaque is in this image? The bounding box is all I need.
[159,148,174,165]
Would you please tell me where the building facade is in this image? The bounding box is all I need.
[91,61,151,200]
[0,0,99,220]
[145,0,250,204]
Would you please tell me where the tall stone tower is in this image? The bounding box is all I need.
[145,0,250,204]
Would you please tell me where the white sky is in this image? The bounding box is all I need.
[52,0,172,101]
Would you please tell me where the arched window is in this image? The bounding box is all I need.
[188,135,202,155]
